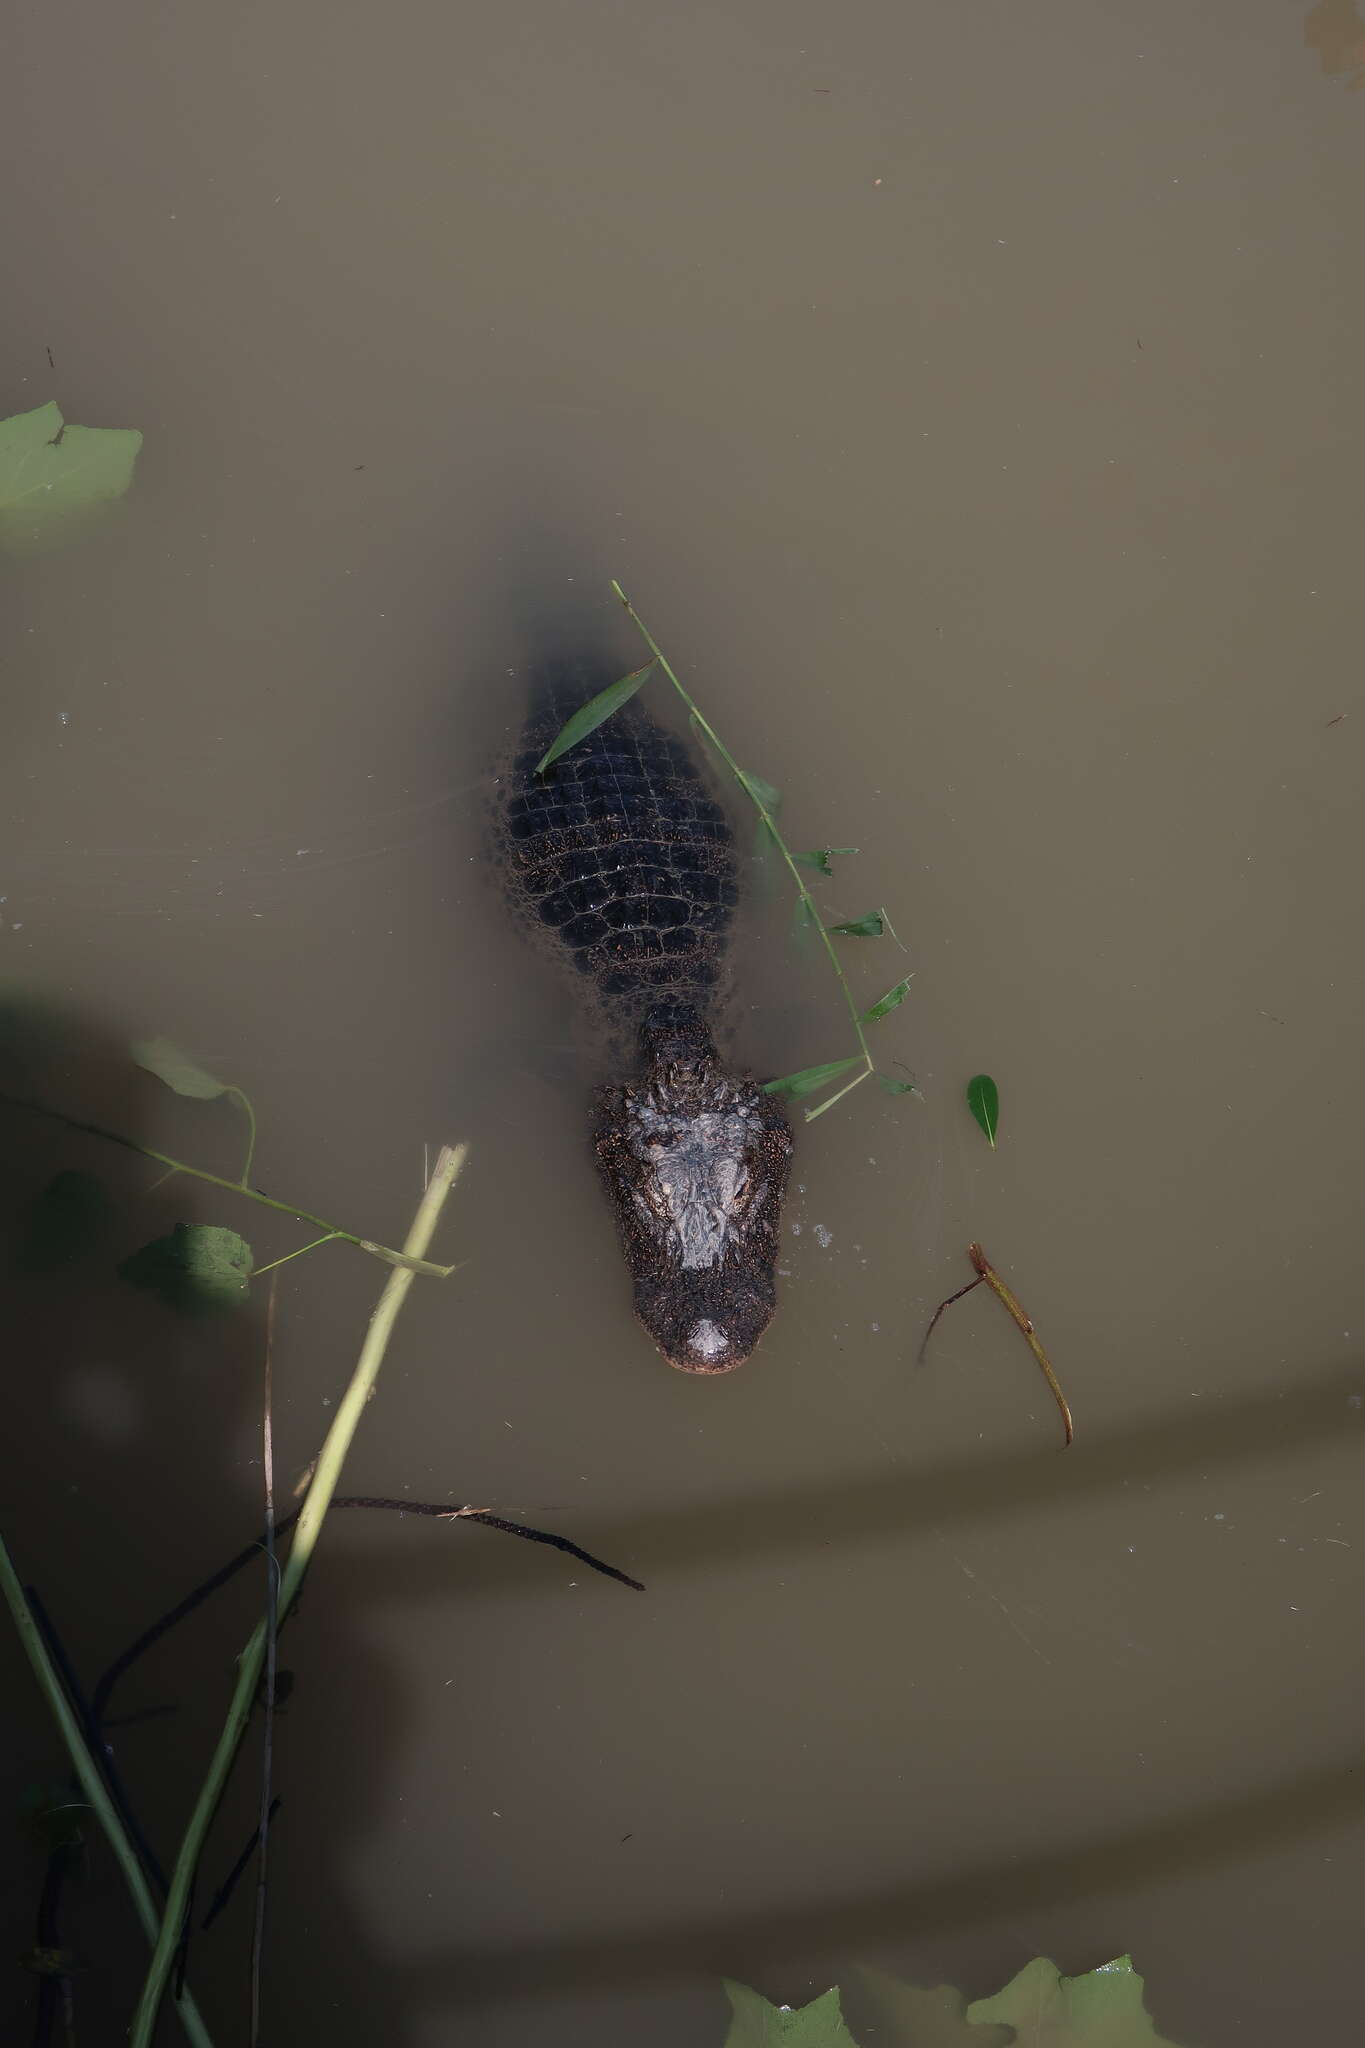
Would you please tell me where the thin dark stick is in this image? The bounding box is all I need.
[251,1276,280,2046]
[916,1275,984,1362]
[201,1802,282,1931]
[93,1494,643,1731]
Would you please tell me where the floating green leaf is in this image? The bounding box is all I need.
[763,1056,864,1099]
[723,1980,863,2048]
[968,1954,1185,2045]
[534,662,656,774]
[966,1073,999,1148]
[132,1037,229,1101]
[793,848,858,876]
[16,1170,112,1272]
[826,911,884,937]
[853,1964,1011,2048]
[860,975,913,1023]
[0,401,142,552]
[119,1223,253,1315]
[877,1074,920,1098]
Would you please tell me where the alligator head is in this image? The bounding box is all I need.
[594,1003,793,1373]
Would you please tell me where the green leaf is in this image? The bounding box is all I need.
[723,1980,864,2048]
[967,1954,1186,2045]
[16,1170,112,1272]
[966,1073,999,1148]
[0,401,142,552]
[534,662,656,774]
[763,1056,864,1099]
[740,770,783,813]
[877,1074,921,1098]
[132,1037,229,1101]
[853,1964,1011,2048]
[119,1224,253,1315]
[860,975,913,1023]
[793,848,858,875]
[826,911,884,937]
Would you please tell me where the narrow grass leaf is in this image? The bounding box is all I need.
[763,1056,864,1099]
[534,662,655,774]
[119,1223,253,1316]
[132,1037,228,1101]
[826,911,884,937]
[966,1073,999,1148]
[860,976,913,1023]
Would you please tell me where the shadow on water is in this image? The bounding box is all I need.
[0,1002,415,2045]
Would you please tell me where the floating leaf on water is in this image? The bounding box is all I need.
[0,401,142,553]
[967,1953,1185,2045]
[792,848,858,875]
[966,1072,1000,1148]
[132,1037,229,1101]
[16,1170,112,1272]
[877,1074,920,1098]
[119,1223,253,1315]
[723,1980,864,2048]
[763,1056,864,1099]
[853,1963,1012,2048]
[860,975,913,1023]
[534,662,656,774]
[826,911,884,937]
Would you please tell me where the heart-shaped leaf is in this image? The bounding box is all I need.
[119,1224,253,1315]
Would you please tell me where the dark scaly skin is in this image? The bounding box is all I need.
[501,679,793,1372]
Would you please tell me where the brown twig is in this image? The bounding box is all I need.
[919,1242,1074,1447]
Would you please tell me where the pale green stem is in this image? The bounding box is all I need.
[0,1532,216,2048]
[611,582,875,1117]
[0,1093,453,1278]
[129,1141,469,2048]
[227,1087,258,1187]
[252,1232,342,1278]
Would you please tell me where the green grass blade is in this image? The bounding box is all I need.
[826,911,885,937]
[860,976,913,1023]
[534,662,656,775]
[793,847,858,875]
[763,1055,864,1099]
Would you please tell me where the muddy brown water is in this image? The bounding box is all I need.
[4,4,1365,2042]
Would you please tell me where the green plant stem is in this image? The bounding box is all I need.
[252,1231,341,1278]
[612,580,875,1118]
[0,1532,216,2048]
[129,1140,469,2048]
[0,1092,453,1278]
[227,1086,257,1186]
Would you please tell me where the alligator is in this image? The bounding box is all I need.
[499,670,793,1373]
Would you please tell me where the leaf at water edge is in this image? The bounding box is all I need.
[851,1964,1012,2048]
[132,1037,231,1101]
[723,1979,865,2047]
[826,911,884,937]
[860,975,912,1023]
[16,1170,113,1272]
[762,1055,864,1099]
[966,1073,999,1148]
[967,1953,1186,2045]
[119,1224,253,1315]
[533,662,656,774]
[0,402,143,551]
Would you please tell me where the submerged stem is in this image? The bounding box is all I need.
[0,1093,453,1278]
[129,1142,468,2048]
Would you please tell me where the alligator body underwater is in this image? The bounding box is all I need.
[500,673,793,1373]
